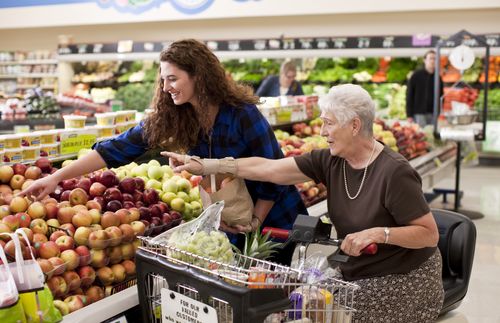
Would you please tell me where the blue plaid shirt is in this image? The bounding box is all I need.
[94,103,308,231]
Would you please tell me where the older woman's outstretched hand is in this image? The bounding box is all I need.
[161,151,204,175]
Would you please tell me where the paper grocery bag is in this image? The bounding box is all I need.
[200,175,253,227]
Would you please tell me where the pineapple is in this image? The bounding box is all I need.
[234,228,282,260]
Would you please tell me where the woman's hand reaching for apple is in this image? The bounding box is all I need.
[161,151,204,175]
[19,174,60,201]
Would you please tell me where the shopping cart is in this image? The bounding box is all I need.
[135,215,365,323]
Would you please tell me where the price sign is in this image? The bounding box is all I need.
[299,38,313,49]
[283,39,295,50]
[161,289,218,323]
[253,40,266,50]
[228,41,240,51]
[332,38,347,49]
[357,38,370,48]
[93,44,103,53]
[118,40,134,53]
[60,133,97,155]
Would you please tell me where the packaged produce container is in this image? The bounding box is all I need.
[95,112,117,126]
[0,137,4,150]
[115,111,129,124]
[122,110,136,122]
[22,146,40,162]
[114,123,130,135]
[38,130,58,145]
[63,115,87,129]
[94,125,115,138]
[21,133,41,147]
[4,148,23,163]
[0,150,4,163]
[40,143,59,158]
[1,134,22,149]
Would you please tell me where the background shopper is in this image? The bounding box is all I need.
[256,61,304,97]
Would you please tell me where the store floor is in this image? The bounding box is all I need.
[300,164,500,323]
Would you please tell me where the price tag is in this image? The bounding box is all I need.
[93,44,103,53]
[78,44,88,54]
[316,38,329,49]
[144,42,155,51]
[228,41,240,51]
[485,35,499,47]
[118,40,134,53]
[357,38,370,48]
[332,38,347,49]
[283,39,295,50]
[161,289,218,323]
[107,315,128,323]
[253,40,266,50]
[60,133,97,155]
[299,38,313,49]
[383,36,394,48]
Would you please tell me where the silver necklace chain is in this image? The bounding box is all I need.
[343,140,377,200]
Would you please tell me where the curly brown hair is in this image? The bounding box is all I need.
[143,39,259,152]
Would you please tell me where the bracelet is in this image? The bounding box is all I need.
[383,227,390,244]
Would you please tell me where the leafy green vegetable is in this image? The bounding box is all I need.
[114,82,155,111]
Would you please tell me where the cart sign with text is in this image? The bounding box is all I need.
[161,289,218,323]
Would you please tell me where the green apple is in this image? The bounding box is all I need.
[190,201,203,217]
[170,198,185,212]
[182,203,194,221]
[189,187,200,201]
[170,175,182,183]
[131,165,148,177]
[176,178,191,193]
[127,162,138,170]
[147,165,163,181]
[176,191,190,203]
[162,180,178,193]
[161,165,174,178]
[148,159,161,167]
[145,179,162,190]
[161,192,176,205]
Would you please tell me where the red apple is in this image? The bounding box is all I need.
[10,174,25,190]
[24,166,42,180]
[60,223,76,237]
[37,258,54,279]
[101,211,120,229]
[85,200,102,211]
[61,249,79,271]
[57,207,76,224]
[85,286,104,304]
[74,226,91,246]
[123,201,135,209]
[60,190,71,201]
[110,263,126,283]
[89,182,106,198]
[39,241,61,259]
[98,170,118,188]
[76,178,91,194]
[45,203,59,219]
[55,235,75,252]
[149,204,162,219]
[104,226,123,247]
[134,177,145,191]
[33,233,48,244]
[96,266,115,286]
[122,193,134,202]
[106,200,122,212]
[132,190,143,202]
[139,207,151,221]
[103,187,122,203]
[58,201,71,209]
[88,209,101,225]
[48,275,68,298]
[119,178,137,194]
[69,188,88,206]
[35,158,52,173]
[75,245,91,267]
[115,209,131,225]
[120,242,135,260]
[162,213,173,225]
[61,178,78,191]
[0,166,14,184]
[12,163,27,176]
[72,210,92,228]
[49,230,67,242]
[135,201,145,208]
[128,208,140,222]
[27,201,46,219]
[88,229,109,250]
[143,189,159,206]
[48,256,66,276]
[78,265,96,287]
[170,211,182,221]
[64,295,87,313]
[62,271,81,291]
[158,202,170,213]
[9,196,29,213]
[93,196,106,209]
[119,224,135,243]
[107,245,123,264]
[49,186,63,200]
[130,221,146,236]
[90,248,109,268]
[30,218,48,235]
[121,259,136,276]
[2,214,20,231]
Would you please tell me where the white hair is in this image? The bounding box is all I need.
[318,84,375,136]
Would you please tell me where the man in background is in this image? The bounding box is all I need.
[406,50,444,128]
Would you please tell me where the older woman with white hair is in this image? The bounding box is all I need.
[163,84,444,322]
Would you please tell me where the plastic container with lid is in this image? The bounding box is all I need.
[0,137,4,151]
[4,148,23,163]
[22,146,40,162]
[2,134,22,149]
[114,111,129,124]
[21,133,41,147]
[95,112,117,126]
[122,110,136,122]
[40,143,59,158]
[38,130,58,145]
[114,123,129,135]
[63,115,87,129]
[0,150,4,163]
[94,125,115,138]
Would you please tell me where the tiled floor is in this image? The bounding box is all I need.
[432,165,500,323]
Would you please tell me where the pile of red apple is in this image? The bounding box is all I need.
[295,181,327,208]
[375,119,429,160]
[0,158,183,316]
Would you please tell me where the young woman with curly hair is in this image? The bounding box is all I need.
[22,39,307,265]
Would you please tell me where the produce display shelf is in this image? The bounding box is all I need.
[60,286,139,323]
[0,73,58,78]
[0,59,58,65]
[17,84,56,89]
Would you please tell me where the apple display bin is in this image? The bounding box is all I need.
[135,236,358,323]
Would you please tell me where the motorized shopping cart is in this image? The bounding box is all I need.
[136,214,366,323]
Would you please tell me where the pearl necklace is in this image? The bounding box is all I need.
[343,140,376,200]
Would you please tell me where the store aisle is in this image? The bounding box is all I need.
[433,165,500,323]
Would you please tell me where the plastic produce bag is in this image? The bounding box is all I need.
[291,252,337,284]
[153,201,235,267]
[199,175,253,227]
[0,238,26,323]
[20,285,62,323]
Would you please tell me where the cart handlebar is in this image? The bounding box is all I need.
[262,227,378,255]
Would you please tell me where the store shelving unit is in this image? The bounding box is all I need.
[0,55,59,93]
